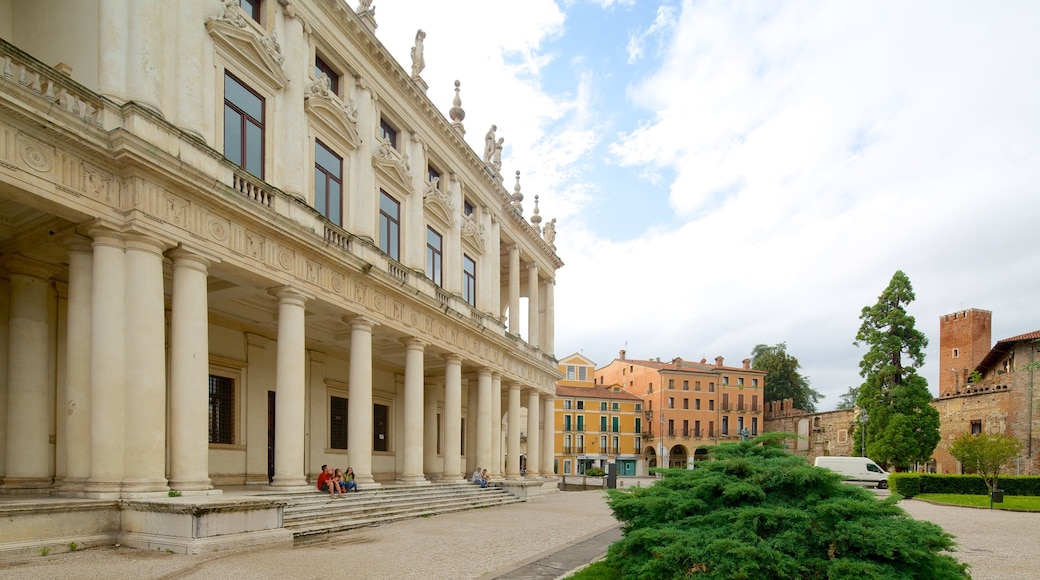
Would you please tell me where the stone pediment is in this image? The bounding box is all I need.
[305,93,360,151]
[461,215,486,254]
[373,141,413,194]
[423,183,455,228]
[205,19,288,89]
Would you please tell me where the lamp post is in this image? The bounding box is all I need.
[858,410,869,457]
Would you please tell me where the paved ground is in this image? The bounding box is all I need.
[0,490,1035,579]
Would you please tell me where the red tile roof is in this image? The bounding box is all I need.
[555,384,643,401]
[976,329,1040,372]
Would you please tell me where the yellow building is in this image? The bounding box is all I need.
[596,350,766,468]
[555,353,644,476]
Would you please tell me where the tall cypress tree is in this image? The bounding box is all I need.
[854,270,940,470]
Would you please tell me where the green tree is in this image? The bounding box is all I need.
[853,270,940,471]
[601,438,968,579]
[835,386,859,410]
[949,432,1022,495]
[751,343,823,412]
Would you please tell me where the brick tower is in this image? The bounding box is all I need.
[938,309,992,396]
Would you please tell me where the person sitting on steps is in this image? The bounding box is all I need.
[316,464,342,498]
[341,466,359,492]
[472,467,486,488]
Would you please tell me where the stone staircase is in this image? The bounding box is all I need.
[282,483,523,541]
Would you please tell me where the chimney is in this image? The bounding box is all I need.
[715,356,724,369]
[673,357,683,369]
[619,349,626,361]
[742,358,751,370]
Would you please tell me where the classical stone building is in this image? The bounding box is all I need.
[932,309,1039,475]
[554,353,644,477]
[0,0,561,510]
[763,399,858,464]
[595,351,766,468]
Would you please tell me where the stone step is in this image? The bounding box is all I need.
[283,485,521,539]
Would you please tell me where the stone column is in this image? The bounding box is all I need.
[423,379,440,477]
[542,395,555,477]
[465,378,476,474]
[544,279,555,356]
[62,237,93,491]
[508,245,520,335]
[122,236,169,493]
[269,287,310,488]
[490,373,502,477]
[476,368,492,476]
[441,355,462,481]
[527,264,539,349]
[1,257,56,491]
[506,383,522,479]
[347,316,377,485]
[98,0,129,102]
[0,278,8,480]
[126,0,162,112]
[277,6,307,197]
[175,0,206,138]
[526,390,541,477]
[167,249,214,491]
[86,228,126,496]
[399,338,427,484]
[487,216,501,315]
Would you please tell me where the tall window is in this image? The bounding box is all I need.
[576,415,585,431]
[600,416,607,431]
[330,396,348,449]
[427,165,441,188]
[379,118,398,148]
[378,190,400,260]
[208,375,235,444]
[611,416,619,433]
[462,255,476,306]
[374,403,389,452]
[426,227,443,285]
[223,73,264,178]
[314,140,342,225]
[634,417,641,433]
[239,0,260,22]
[314,54,339,95]
[564,415,572,431]
[722,416,729,435]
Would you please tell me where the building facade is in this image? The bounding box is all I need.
[0,0,562,499]
[931,309,1039,475]
[595,350,766,468]
[762,399,858,463]
[554,353,644,477]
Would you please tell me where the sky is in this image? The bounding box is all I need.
[370,0,1040,411]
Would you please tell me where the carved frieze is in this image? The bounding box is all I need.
[205,19,288,89]
[372,141,413,194]
[423,182,455,228]
[460,215,486,254]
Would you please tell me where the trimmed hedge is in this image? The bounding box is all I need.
[891,473,1040,498]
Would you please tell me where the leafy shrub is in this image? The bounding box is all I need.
[893,473,1040,497]
[604,437,968,579]
[585,467,606,477]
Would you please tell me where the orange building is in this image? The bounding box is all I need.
[596,350,766,468]
[554,354,645,476]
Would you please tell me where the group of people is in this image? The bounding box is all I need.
[471,467,491,488]
[316,464,359,498]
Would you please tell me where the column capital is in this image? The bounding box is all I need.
[444,353,463,365]
[345,314,378,330]
[477,367,493,378]
[167,243,222,268]
[402,337,427,351]
[1,254,61,279]
[269,285,313,305]
[65,234,94,254]
[123,233,171,255]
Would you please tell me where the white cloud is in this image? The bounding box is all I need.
[627,4,677,64]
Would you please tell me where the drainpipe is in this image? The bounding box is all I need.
[1029,345,1035,472]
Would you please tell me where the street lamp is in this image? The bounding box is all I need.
[858,410,869,457]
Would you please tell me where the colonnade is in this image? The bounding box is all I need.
[0,227,556,498]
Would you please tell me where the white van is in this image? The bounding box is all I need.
[814,456,889,489]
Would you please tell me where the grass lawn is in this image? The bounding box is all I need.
[914,493,1040,511]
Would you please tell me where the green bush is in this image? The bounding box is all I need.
[585,467,605,477]
[892,473,1040,498]
[604,437,968,579]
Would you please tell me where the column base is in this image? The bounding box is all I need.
[0,477,53,495]
[59,477,90,493]
[394,475,431,486]
[269,475,309,488]
[167,477,214,493]
[434,475,467,484]
[263,484,314,493]
[121,478,170,494]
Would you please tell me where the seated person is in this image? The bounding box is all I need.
[316,464,341,497]
[472,467,486,488]
[341,467,359,492]
[481,469,490,487]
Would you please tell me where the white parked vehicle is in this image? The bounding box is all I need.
[814,456,889,489]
